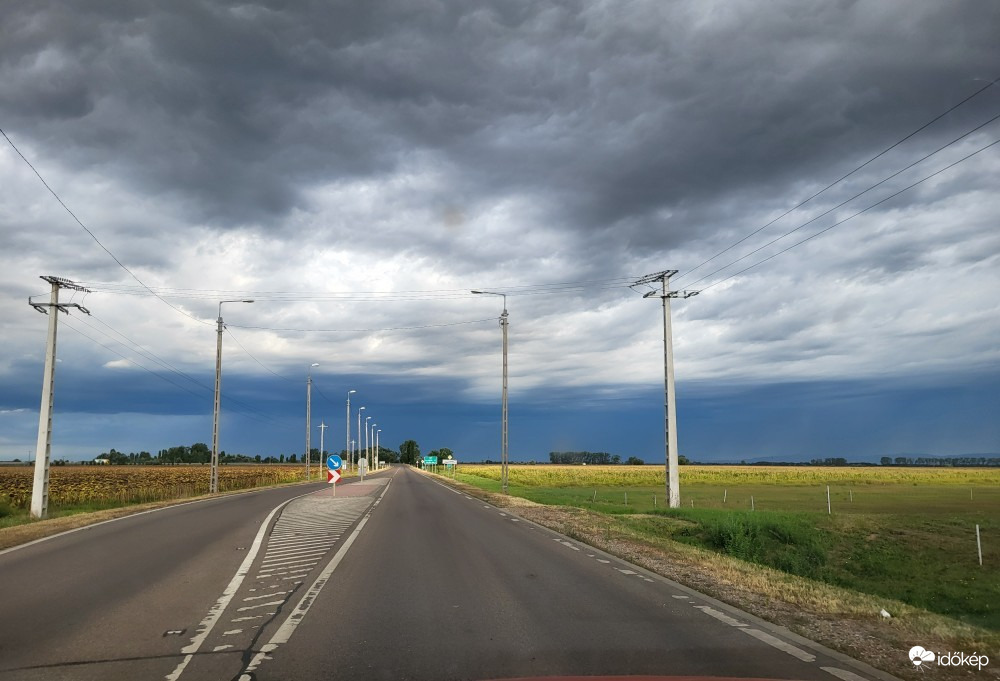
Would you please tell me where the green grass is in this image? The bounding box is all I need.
[453,471,1000,631]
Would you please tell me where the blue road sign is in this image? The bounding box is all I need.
[327,454,343,471]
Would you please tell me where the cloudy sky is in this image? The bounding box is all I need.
[1,0,998,464]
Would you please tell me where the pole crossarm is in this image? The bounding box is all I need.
[631,269,697,509]
[27,276,92,519]
[642,290,700,299]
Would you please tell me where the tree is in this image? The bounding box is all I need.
[626,456,644,465]
[880,456,892,466]
[399,440,420,465]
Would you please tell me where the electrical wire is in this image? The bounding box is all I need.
[695,138,1000,293]
[225,327,296,383]
[0,126,212,326]
[75,277,639,302]
[673,75,999,287]
[227,317,498,333]
[684,115,1000,289]
[59,316,284,426]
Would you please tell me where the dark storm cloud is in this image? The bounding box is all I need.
[4,0,997,257]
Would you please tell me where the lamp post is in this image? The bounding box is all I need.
[472,290,509,494]
[365,416,372,471]
[346,390,356,472]
[306,363,319,481]
[375,428,381,470]
[212,299,254,494]
[318,421,327,478]
[370,423,377,470]
[357,407,366,469]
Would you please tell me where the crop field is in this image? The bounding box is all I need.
[451,464,1000,630]
[0,465,322,513]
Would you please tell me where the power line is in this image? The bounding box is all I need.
[227,317,498,333]
[60,318,284,426]
[0,126,211,326]
[225,327,296,383]
[696,137,1000,293]
[685,114,1000,289]
[76,278,638,302]
[674,76,1000,287]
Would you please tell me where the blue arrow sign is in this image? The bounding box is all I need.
[327,454,343,471]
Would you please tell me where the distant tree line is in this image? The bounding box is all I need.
[547,451,686,465]
[879,455,1000,467]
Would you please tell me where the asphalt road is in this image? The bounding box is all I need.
[0,467,896,681]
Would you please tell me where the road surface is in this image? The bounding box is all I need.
[0,467,895,681]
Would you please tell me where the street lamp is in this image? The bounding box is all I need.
[212,299,254,494]
[375,428,381,470]
[472,290,509,494]
[365,416,372,470]
[346,390,356,472]
[370,423,377,470]
[357,406,366,469]
[306,363,320,481]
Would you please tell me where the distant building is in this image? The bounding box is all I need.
[94,457,110,465]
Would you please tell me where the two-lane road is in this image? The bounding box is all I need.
[0,467,897,681]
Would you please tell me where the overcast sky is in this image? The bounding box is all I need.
[2,0,998,463]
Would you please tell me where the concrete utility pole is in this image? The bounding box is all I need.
[306,363,319,480]
[635,271,698,509]
[212,299,253,494]
[28,276,91,519]
[471,290,509,494]
[346,390,356,472]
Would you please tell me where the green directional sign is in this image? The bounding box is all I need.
[424,456,438,465]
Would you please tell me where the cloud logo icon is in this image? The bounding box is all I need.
[910,646,935,666]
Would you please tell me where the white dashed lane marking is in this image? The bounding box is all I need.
[442,481,877,681]
[740,628,816,662]
[822,667,871,681]
[693,605,747,627]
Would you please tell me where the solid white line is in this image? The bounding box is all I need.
[741,628,816,662]
[265,542,333,554]
[239,478,392,679]
[693,605,747,627]
[261,548,329,562]
[259,557,320,568]
[242,591,289,601]
[265,537,339,549]
[821,667,871,681]
[236,600,287,612]
[165,492,309,681]
[3,483,335,559]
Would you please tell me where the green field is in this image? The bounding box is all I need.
[452,465,1000,631]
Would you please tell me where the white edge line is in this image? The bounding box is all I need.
[165,492,308,681]
[0,485,326,558]
[821,667,872,681]
[240,478,392,678]
[741,627,816,662]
